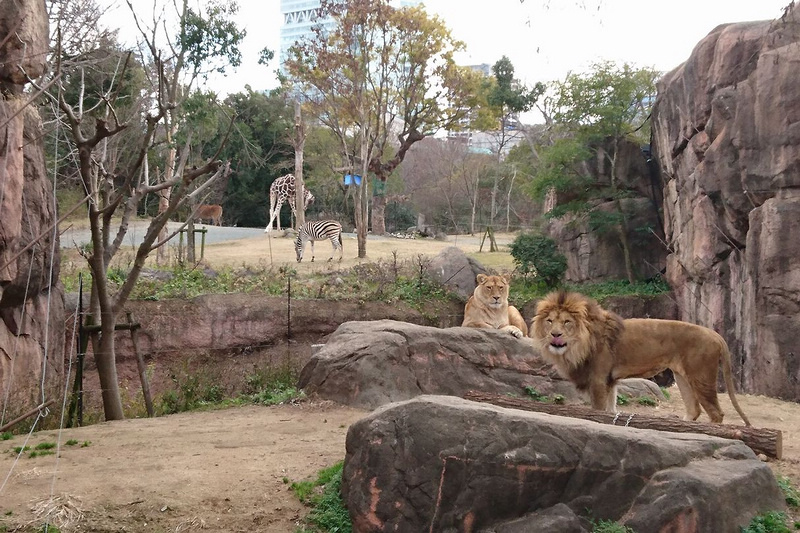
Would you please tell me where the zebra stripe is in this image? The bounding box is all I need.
[295,220,343,262]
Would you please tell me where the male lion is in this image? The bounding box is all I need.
[462,273,528,339]
[530,291,751,426]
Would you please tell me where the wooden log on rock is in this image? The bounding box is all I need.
[463,391,783,460]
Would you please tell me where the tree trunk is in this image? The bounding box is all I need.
[506,167,516,232]
[463,391,782,459]
[293,99,306,229]
[470,173,479,235]
[355,180,368,258]
[490,174,499,225]
[371,193,386,235]
[88,276,124,421]
[95,315,124,420]
[616,216,636,284]
[156,121,178,265]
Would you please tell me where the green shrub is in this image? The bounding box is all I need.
[509,233,567,289]
[777,476,800,507]
[592,519,635,533]
[523,386,564,404]
[291,461,352,533]
[741,511,791,533]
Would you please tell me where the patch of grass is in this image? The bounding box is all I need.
[291,461,351,533]
[62,257,455,312]
[592,519,635,533]
[616,394,630,406]
[512,277,671,305]
[636,396,657,407]
[157,370,228,415]
[1,432,11,441]
[741,511,791,533]
[35,442,56,450]
[523,386,565,404]
[244,367,305,406]
[523,386,549,402]
[80,441,91,448]
[28,450,55,458]
[778,476,800,508]
[65,439,79,446]
[660,387,671,400]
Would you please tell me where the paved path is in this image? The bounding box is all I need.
[60,221,265,249]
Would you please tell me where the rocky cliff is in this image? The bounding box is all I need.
[651,6,800,399]
[545,138,666,283]
[0,0,64,419]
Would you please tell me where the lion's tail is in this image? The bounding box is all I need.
[718,335,752,427]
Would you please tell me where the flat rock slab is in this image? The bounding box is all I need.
[343,395,785,533]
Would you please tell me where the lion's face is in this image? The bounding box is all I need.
[531,291,597,368]
[473,274,510,310]
[534,307,579,356]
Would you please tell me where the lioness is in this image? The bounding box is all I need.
[530,291,751,426]
[462,273,528,339]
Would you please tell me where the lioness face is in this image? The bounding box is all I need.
[475,274,509,309]
[536,308,578,356]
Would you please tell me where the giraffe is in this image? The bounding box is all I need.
[264,173,315,232]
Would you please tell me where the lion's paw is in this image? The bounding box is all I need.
[504,326,524,339]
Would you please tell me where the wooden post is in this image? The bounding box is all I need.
[479,226,498,252]
[178,229,185,264]
[67,278,89,429]
[0,400,55,433]
[287,274,292,340]
[127,312,154,417]
[463,391,783,459]
[187,218,196,263]
[79,315,155,419]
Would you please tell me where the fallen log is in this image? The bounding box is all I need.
[463,391,783,460]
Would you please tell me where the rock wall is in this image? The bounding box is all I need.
[545,138,666,283]
[0,0,64,419]
[651,6,800,399]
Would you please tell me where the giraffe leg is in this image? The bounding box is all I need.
[265,193,280,232]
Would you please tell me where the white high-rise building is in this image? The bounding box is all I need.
[279,1,327,70]
[279,0,421,73]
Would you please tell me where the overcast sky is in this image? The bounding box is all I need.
[103,1,792,101]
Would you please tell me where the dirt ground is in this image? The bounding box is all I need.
[3,228,799,531]
[1,390,799,532]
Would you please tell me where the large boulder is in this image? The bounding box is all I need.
[426,246,487,302]
[343,395,785,533]
[298,320,578,410]
[651,6,800,399]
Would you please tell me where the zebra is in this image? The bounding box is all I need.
[295,220,343,262]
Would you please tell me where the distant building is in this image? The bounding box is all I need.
[280,0,422,73]
[446,63,525,158]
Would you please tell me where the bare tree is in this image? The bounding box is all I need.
[37,0,242,420]
[286,0,479,255]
